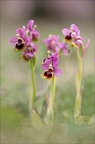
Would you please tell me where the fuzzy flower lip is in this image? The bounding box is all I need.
[14,37,25,51]
[43,34,61,53]
[41,65,54,80]
[41,52,62,79]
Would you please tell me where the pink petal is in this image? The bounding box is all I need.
[27,20,34,30]
[77,36,83,40]
[77,39,83,46]
[62,28,70,36]
[71,32,77,38]
[78,30,80,36]
[10,37,17,46]
[70,24,78,32]
[42,58,51,70]
[52,53,59,67]
[63,48,70,56]
[54,68,62,76]
[32,30,40,39]
[16,28,25,37]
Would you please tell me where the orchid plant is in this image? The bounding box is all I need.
[10,21,90,126]
[62,24,90,120]
[10,20,40,116]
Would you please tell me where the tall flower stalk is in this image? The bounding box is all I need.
[30,58,36,104]
[62,24,90,119]
[74,48,82,118]
[10,20,40,115]
[41,52,62,124]
[49,76,56,123]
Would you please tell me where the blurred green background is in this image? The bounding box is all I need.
[1,0,95,143]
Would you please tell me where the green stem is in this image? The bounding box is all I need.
[49,76,56,124]
[30,58,36,105]
[74,49,82,118]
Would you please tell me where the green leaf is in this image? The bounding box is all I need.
[34,94,45,114]
[88,115,95,125]
[34,82,50,115]
[31,107,44,129]
[81,115,90,124]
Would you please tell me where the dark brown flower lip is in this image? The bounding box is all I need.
[14,38,25,52]
[16,43,24,49]
[65,34,72,40]
[44,71,52,77]
[41,68,54,80]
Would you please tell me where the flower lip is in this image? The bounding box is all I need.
[44,71,53,78]
[16,43,24,49]
[41,69,54,80]
[65,33,72,40]
[42,52,62,79]
[14,38,25,51]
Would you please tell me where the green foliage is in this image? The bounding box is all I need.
[1,68,94,143]
[1,106,24,130]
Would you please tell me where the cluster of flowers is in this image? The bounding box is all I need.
[41,52,62,80]
[41,31,71,79]
[10,20,40,62]
[41,24,90,80]
[62,24,90,56]
[10,21,90,79]
[41,35,67,79]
